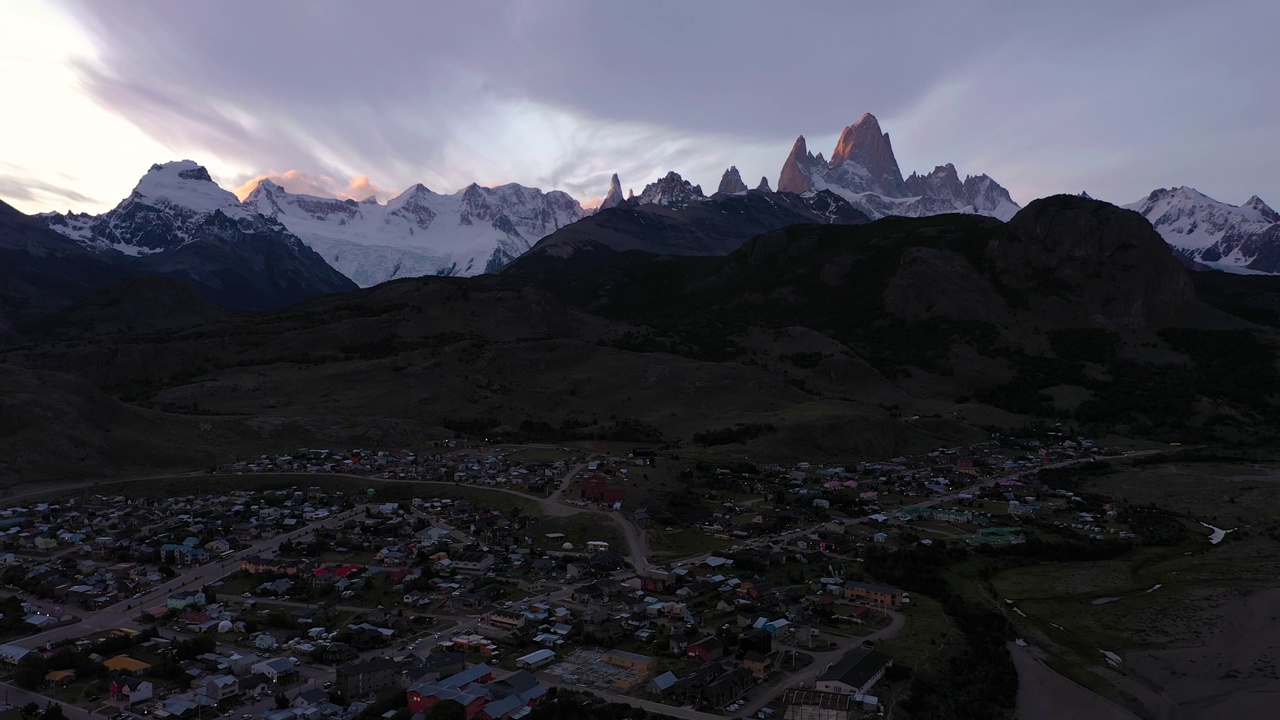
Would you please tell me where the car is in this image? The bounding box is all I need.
[322,681,333,689]
[242,715,253,720]
[433,633,441,638]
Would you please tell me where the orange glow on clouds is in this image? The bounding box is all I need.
[233,169,387,202]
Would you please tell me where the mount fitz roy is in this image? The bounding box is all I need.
[774,113,1020,221]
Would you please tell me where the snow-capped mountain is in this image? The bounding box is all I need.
[244,180,586,286]
[1126,187,1280,273]
[635,171,705,209]
[41,161,251,256]
[34,161,357,309]
[776,113,1020,221]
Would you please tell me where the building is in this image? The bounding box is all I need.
[453,551,495,575]
[842,580,902,607]
[816,648,893,695]
[0,644,32,667]
[687,636,724,663]
[167,589,207,611]
[337,657,397,698]
[251,658,298,683]
[603,650,659,675]
[743,651,771,680]
[200,675,240,701]
[515,649,556,670]
[109,677,154,705]
[103,655,152,674]
[484,609,526,632]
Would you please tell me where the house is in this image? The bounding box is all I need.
[743,651,771,680]
[167,589,207,611]
[292,688,328,709]
[515,649,555,670]
[255,633,281,650]
[0,644,32,667]
[816,647,893,695]
[687,636,724,663]
[406,664,494,717]
[251,658,298,682]
[669,633,689,655]
[452,552,495,575]
[109,677,154,705]
[336,657,397,699]
[647,671,679,695]
[701,666,752,707]
[200,675,240,701]
[842,580,902,607]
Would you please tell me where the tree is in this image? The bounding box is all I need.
[41,704,66,720]
[275,692,290,710]
[13,653,48,689]
[424,701,466,720]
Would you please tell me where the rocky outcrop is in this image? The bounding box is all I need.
[777,136,814,194]
[718,166,748,194]
[994,195,1198,326]
[757,176,772,192]
[600,173,625,211]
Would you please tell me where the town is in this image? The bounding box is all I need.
[0,431,1159,720]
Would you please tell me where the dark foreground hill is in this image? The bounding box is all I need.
[1,195,1277,483]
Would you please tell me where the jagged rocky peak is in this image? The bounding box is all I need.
[905,163,964,199]
[830,113,908,196]
[777,135,814,194]
[626,189,635,200]
[1079,191,1094,200]
[757,176,772,192]
[636,171,705,209]
[599,173,625,211]
[718,166,748,194]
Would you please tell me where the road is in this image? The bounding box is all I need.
[0,682,99,720]
[14,507,365,649]
[736,609,906,719]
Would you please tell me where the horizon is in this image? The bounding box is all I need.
[1,1,1277,215]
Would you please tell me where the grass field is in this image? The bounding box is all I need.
[878,595,959,670]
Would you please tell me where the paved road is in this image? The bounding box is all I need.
[736,609,906,719]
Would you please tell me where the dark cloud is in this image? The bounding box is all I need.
[59,0,1280,207]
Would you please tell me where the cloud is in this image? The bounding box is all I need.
[0,173,97,208]
[232,170,390,202]
[47,0,1280,208]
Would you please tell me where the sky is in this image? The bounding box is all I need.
[0,0,1276,215]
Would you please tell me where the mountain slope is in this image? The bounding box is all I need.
[5,195,1277,482]
[502,189,870,276]
[1126,187,1280,273]
[777,113,1020,221]
[244,178,586,285]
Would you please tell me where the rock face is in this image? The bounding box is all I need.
[757,176,772,192]
[1126,187,1280,274]
[774,114,1020,221]
[717,166,748,194]
[636,171,706,209]
[994,195,1197,326]
[829,113,909,197]
[599,173,625,211]
[777,136,814,194]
